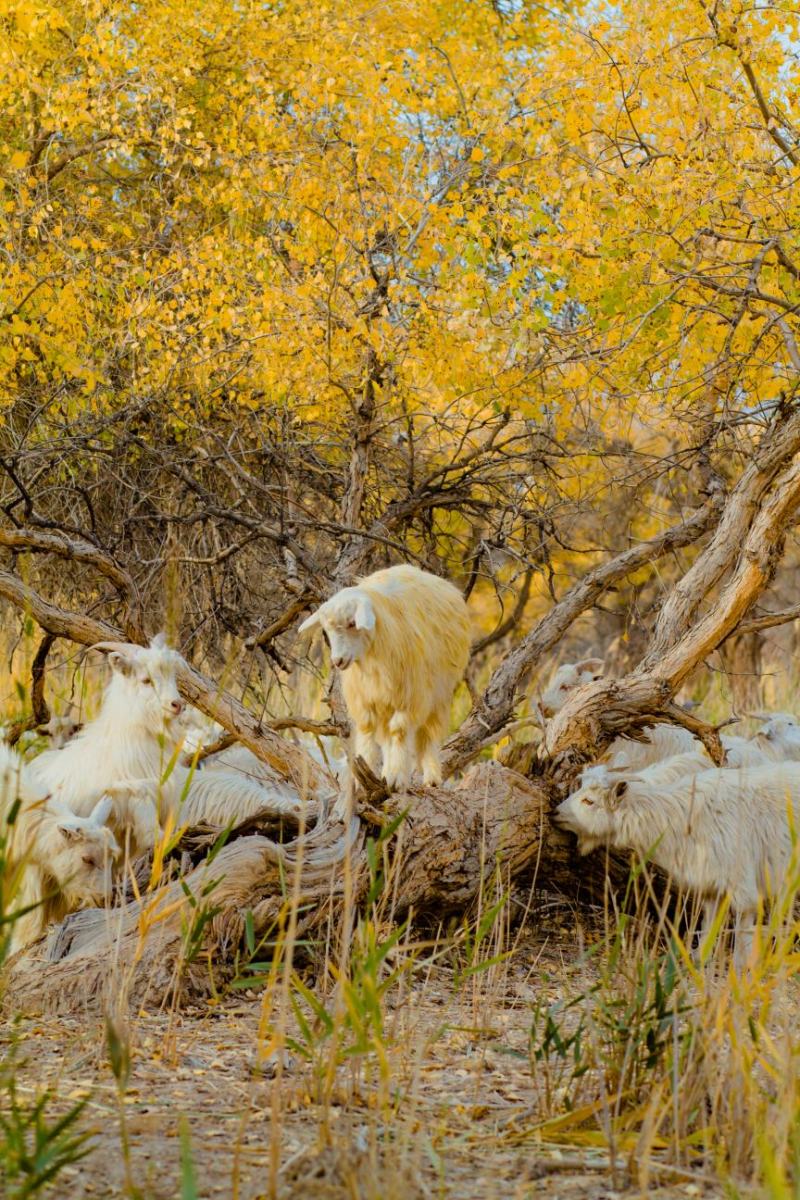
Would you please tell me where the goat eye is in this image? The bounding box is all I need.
[347,620,356,630]
[81,855,97,868]
[582,797,593,806]
[142,677,152,686]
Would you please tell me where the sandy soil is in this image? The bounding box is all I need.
[3,915,730,1200]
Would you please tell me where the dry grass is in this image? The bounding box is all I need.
[3,646,800,1198]
[7,882,800,1200]
[4,917,717,1200]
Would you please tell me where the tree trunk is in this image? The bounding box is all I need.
[4,404,800,1015]
[718,632,763,712]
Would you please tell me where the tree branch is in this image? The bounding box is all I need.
[5,632,56,747]
[471,567,534,656]
[0,570,328,798]
[733,603,800,638]
[643,403,800,665]
[545,452,800,759]
[442,498,722,774]
[0,527,145,641]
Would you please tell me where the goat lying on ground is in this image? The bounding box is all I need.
[28,634,305,855]
[0,742,118,953]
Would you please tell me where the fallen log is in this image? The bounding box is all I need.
[4,763,552,1014]
[4,403,800,1017]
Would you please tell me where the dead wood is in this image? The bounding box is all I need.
[732,602,800,637]
[184,716,341,768]
[643,403,800,664]
[4,631,55,746]
[546,445,800,761]
[4,405,800,1015]
[0,526,145,641]
[4,764,549,1014]
[442,498,722,776]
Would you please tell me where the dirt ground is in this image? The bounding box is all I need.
[3,914,732,1200]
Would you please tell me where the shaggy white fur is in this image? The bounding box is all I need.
[300,564,471,790]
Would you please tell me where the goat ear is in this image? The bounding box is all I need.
[57,823,84,843]
[89,795,113,827]
[150,632,168,649]
[353,595,375,633]
[297,610,321,635]
[608,779,628,809]
[108,651,134,677]
[575,657,605,679]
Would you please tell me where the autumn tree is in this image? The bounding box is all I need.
[3,0,800,1002]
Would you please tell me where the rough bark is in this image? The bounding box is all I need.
[4,763,550,1014]
[4,405,800,1016]
[642,403,800,666]
[546,451,800,759]
[717,632,763,712]
[0,527,145,641]
[443,498,722,774]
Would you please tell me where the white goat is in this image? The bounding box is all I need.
[299,564,471,790]
[537,658,606,719]
[0,743,118,954]
[36,713,82,748]
[605,723,703,771]
[555,761,800,967]
[570,749,713,855]
[28,635,303,854]
[179,706,327,804]
[747,713,800,763]
[537,660,700,768]
[719,732,774,768]
[608,719,793,772]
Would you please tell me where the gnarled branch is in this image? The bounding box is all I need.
[0,526,145,641]
[443,497,722,775]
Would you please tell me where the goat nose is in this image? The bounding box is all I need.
[171,700,184,714]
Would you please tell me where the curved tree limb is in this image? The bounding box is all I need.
[5,632,56,746]
[643,403,800,665]
[545,452,800,759]
[442,497,723,775]
[471,566,535,656]
[0,526,145,641]
[729,602,800,638]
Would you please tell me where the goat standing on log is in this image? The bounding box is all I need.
[300,564,471,792]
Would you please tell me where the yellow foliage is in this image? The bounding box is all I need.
[0,0,798,589]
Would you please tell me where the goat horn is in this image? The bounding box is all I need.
[89,640,137,655]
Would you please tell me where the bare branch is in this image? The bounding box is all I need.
[0,527,145,641]
[643,403,800,665]
[4,632,56,747]
[733,603,800,638]
[443,498,722,774]
[546,451,800,759]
